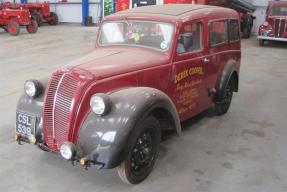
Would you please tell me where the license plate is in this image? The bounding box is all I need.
[16,112,36,137]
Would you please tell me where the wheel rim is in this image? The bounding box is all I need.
[28,24,34,32]
[9,25,17,33]
[130,130,155,176]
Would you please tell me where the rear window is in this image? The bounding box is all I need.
[229,20,240,42]
[209,20,228,46]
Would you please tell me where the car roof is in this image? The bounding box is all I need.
[118,4,213,16]
[107,4,237,22]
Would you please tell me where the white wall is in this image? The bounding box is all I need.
[250,0,269,33]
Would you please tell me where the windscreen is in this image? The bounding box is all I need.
[271,6,287,16]
[99,20,174,51]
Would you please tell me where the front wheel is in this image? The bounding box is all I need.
[215,79,234,115]
[26,20,38,34]
[7,21,20,36]
[117,116,161,184]
[47,12,59,25]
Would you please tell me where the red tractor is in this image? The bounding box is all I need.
[3,1,58,26]
[0,3,38,36]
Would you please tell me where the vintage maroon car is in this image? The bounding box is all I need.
[15,4,241,184]
[258,0,287,46]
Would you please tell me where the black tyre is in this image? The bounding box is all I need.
[7,21,20,36]
[117,116,161,184]
[47,12,59,25]
[32,12,44,27]
[215,79,234,115]
[259,39,265,46]
[26,20,38,34]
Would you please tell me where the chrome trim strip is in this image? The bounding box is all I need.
[52,73,66,140]
[257,36,287,42]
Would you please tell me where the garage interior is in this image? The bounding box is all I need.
[0,0,287,191]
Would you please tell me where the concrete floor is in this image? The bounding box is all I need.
[0,25,287,192]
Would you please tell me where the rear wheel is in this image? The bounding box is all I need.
[32,12,44,27]
[259,39,265,46]
[117,116,161,184]
[215,79,234,115]
[7,21,20,36]
[47,12,59,25]
[26,20,38,34]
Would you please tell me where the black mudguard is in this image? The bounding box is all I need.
[76,87,181,169]
[216,60,239,102]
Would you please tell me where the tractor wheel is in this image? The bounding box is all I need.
[32,12,44,27]
[26,20,38,34]
[7,21,20,36]
[47,12,59,25]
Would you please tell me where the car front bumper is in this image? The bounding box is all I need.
[257,36,287,42]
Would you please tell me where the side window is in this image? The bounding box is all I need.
[229,20,239,42]
[209,20,228,46]
[177,22,202,54]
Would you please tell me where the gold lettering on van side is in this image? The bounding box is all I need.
[174,66,203,84]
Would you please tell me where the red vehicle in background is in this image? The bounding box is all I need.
[3,1,58,26]
[0,2,38,36]
[258,0,287,46]
[115,0,255,38]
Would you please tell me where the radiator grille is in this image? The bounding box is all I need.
[274,18,286,38]
[43,72,80,151]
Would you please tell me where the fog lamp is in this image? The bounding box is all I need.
[28,135,37,144]
[60,142,76,160]
[263,21,269,27]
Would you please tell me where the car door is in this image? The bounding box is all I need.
[169,19,209,121]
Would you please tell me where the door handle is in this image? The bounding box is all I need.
[203,58,210,63]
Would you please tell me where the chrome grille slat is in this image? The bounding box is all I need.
[43,72,80,151]
[274,18,286,38]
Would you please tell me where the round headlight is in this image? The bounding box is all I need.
[263,21,269,27]
[24,80,42,98]
[60,142,75,160]
[90,93,112,115]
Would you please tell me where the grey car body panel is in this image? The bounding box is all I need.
[76,87,181,169]
[16,79,48,136]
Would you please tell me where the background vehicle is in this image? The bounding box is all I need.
[15,5,240,184]
[258,0,287,46]
[2,1,58,26]
[0,3,38,36]
[116,0,256,38]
